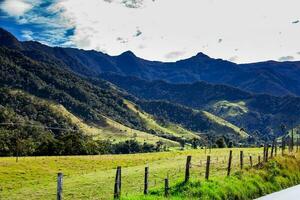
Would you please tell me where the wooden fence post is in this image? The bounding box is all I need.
[227,150,232,176]
[205,155,211,180]
[249,156,253,167]
[240,151,243,170]
[292,129,294,152]
[263,145,266,161]
[271,141,275,158]
[282,138,285,156]
[185,156,192,183]
[296,136,299,153]
[114,166,121,199]
[57,172,63,200]
[258,155,261,164]
[144,167,149,195]
[275,141,278,157]
[164,178,169,197]
[265,145,269,162]
[119,167,122,193]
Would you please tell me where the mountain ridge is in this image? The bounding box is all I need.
[1,27,300,96]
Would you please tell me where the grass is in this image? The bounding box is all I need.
[124,100,200,140]
[202,111,248,138]
[126,154,300,200]
[210,100,248,117]
[0,148,263,200]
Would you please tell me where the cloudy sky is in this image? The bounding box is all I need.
[1,0,300,63]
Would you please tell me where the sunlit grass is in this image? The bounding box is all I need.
[0,148,263,200]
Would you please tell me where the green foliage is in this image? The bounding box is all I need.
[0,47,146,131]
[133,156,300,200]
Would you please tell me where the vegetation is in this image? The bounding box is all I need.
[140,101,248,144]
[129,155,300,200]
[0,148,262,200]
[102,73,300,139]
[0,88,176,156]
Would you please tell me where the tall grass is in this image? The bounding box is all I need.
[126,155,300,200]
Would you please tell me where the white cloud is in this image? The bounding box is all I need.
[50,0,300,63]
[21,30,33,40]
[4,0,300,63]
[165,51,186,59]
[278,56,294,62]
[0,0,34,16]
[229,56,239,62]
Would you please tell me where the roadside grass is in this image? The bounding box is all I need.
[125,154,300,200]
[0,148,262,200]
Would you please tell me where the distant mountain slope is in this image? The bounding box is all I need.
[139,101,248,142]
[102,74,300,137]
[0,46,247,145]
[1,28,300,96]
[0,89,178,146]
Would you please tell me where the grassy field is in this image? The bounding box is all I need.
[0,148,263,200]
[130,153,300,200]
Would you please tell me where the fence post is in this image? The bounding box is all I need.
[144,167,149,195]
[249,156,253,168]
[282,138,285,156]
[240,151,243,170]
[114,166,121,199]
[205,155,210,180]
[263,144,266,161]
[265,145,269,162]
[119,167,122,193]
[258,155,261,164]
[227,150,232,176]
[164,178,169,197]
[57,172,63,200]
[275,141,278,157]
[271,140,275,158]
[185,156,192,183]
[296,136,299,153]
[292,129,294,152]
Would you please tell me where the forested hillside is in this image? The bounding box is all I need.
[2,27,299,156]
[102,74,300,138]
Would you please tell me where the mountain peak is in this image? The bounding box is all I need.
[119,50,136,57]
[0,28,22,50]
[194,52,210,59]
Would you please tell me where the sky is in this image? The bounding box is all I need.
[0,0,300,63]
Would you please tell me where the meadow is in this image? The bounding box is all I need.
[0,148,264,200]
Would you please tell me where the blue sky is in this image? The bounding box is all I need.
[1,0,300,63]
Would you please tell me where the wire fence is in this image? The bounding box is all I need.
[2,140,298,200]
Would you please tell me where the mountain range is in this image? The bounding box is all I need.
[0,27,299,155]
[2,27,299,97]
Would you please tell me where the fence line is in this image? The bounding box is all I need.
[47,143,296,199]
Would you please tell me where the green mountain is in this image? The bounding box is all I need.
[2,26,300,96]
[0,42,247,155]
[101,74,300,139]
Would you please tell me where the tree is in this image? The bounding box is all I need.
[216,137,226,148]
[179,139,185,150]
[191,138,199,149]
